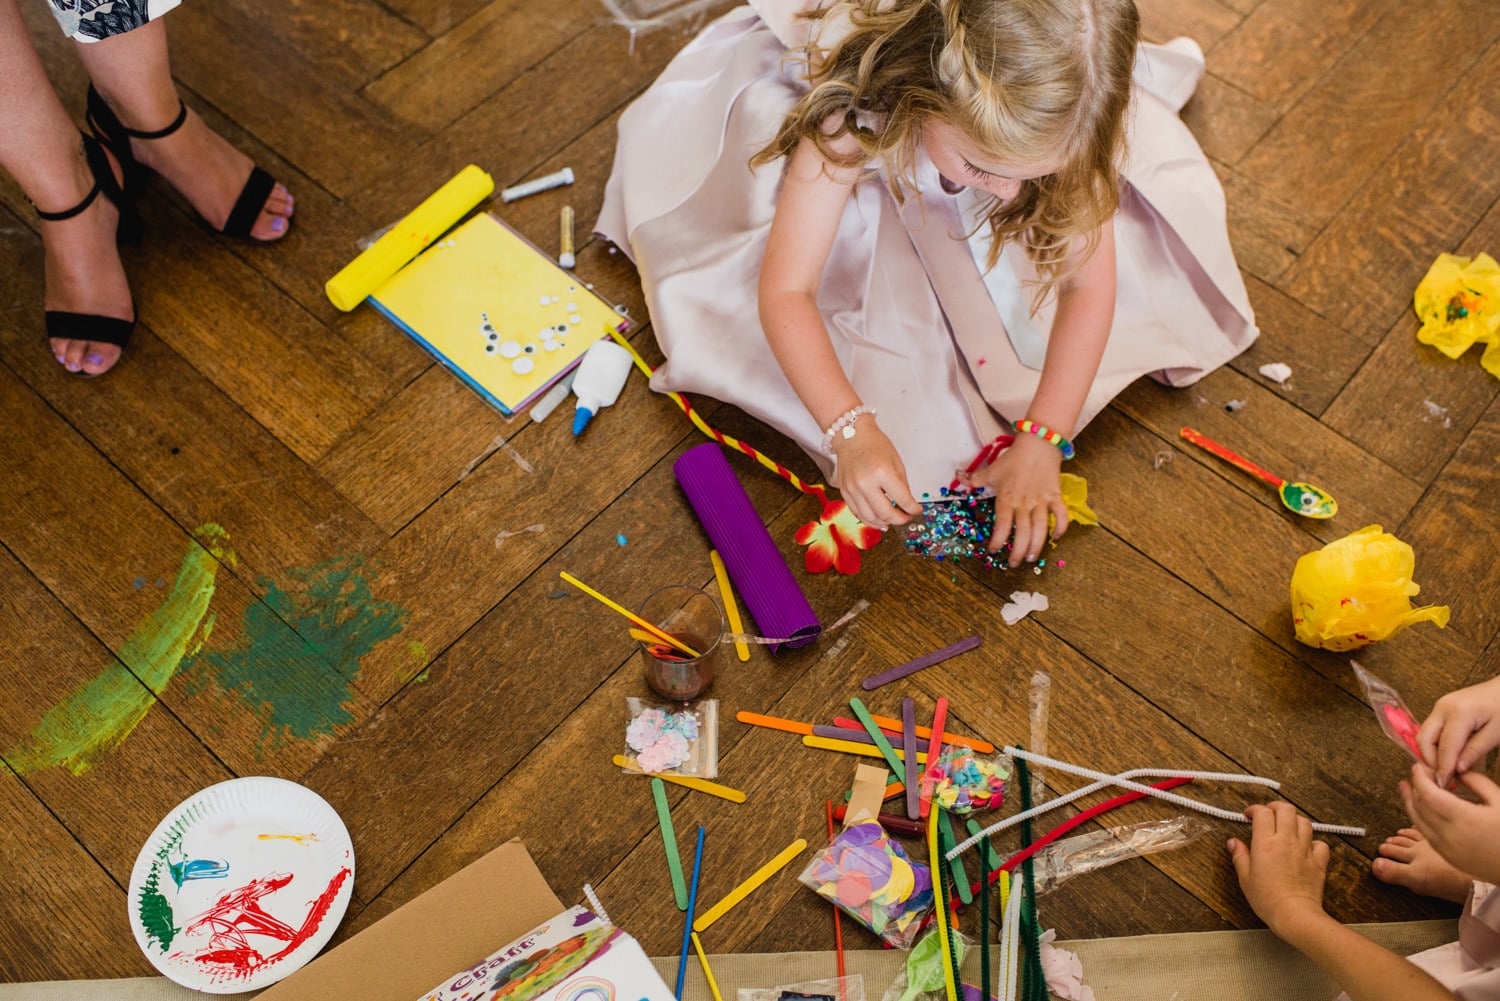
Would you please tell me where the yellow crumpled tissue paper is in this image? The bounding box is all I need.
[1414,252,1500,380]
[1060,473,1099,527]
[1290,525,1450,652]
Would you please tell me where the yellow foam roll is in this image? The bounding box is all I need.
[325,164,495,311]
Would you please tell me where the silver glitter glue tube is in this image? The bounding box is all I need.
[501,166,575,203]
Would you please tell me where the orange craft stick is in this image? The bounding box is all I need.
[736,711,814,735]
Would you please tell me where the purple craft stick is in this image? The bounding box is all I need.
[902,697,920,821]
[811,724,877,744]
[861,635,983,691]
[673,443,820,654]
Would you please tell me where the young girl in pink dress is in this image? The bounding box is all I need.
[598,0,1257,565]
[1231,675,1500,1001]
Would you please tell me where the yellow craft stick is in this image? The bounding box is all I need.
[559,571,702,658]
[691,932,725,1001]
[928,811,959,1001]
[611,755,747,804]
[693,838,808,933]
[710,551,750,662]
[802,735,929,763]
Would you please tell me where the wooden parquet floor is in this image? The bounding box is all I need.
[2,0,1498,983]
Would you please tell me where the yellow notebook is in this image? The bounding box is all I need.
[370,212,628,415]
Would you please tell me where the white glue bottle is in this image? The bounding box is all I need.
[571,339,633,436]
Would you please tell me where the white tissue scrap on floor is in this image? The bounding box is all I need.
[1001,591,1049,625]
[1258,362,1293,385]
[1423,400,1453,428]
[1040,929,1095,1001]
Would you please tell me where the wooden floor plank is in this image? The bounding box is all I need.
[1218,168,1321,285]
[218,0,430,91]
[1282,41,1500,345]
[1182,74,1278,168]
[1208,0,1392,113]
[1137,0,1241,50]
[1321,310,1500,486]
[0,770,153,981]
[1398,395,1500,649]
[1230,275,1373,417]
[1233,0,1499,229]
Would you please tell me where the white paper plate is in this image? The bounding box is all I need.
[126,777,355,993]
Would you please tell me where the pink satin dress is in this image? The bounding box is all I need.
[596,0,1258,494]
[1336,882,1500,1001]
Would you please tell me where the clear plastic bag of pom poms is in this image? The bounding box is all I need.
[621,697,719,777]
[920,746,1010,815]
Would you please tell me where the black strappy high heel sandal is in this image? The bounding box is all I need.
[37,132,139,376]
[86,84,280,241]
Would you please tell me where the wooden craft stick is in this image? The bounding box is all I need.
[736,711,813,735]
[692,838,808,933]
[804,735,928,763]
[861,635,983,690]
[613,756,747,803]
[902,698,920,821]
[559,571,702,658]
[834,714,995,754]
[691,932,725,1001]
[920,698,949,820]
[652,778,689,910]
[849,698,906,775]
[710,551,751,662]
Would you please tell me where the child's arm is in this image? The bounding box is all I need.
[1229,802,1456,1001]
[759,135,922,529]
[1402,763,1500,886]
[1418,676,1500,786]
[966,222,1115,565]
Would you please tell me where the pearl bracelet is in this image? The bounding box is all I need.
[1013,418,1076,459]
[822,405,876,455]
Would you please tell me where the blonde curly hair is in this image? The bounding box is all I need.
[753,0,1139,293]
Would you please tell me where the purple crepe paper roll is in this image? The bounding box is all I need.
[673,443,820,654]
[861,635,983,690]
[811,724,877,744]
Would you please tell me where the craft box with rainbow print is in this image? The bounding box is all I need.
[419,905,673,1001]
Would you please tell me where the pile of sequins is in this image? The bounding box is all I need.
[625,706,700,772]
[902,489,1059,574]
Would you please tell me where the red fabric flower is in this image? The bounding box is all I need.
[795,500,882,574]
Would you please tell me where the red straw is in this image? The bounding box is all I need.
[919,698,948,819]
[825,800,846,981]
[959,776,1193,903]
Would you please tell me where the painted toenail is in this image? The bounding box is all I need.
[66,362,80,372]
[85,352,105,366]
[271,216,286,233]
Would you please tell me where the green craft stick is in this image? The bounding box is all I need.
[938,809,972,905]
[652,778,689,910]
[849,698,905,776]
[967,817,1002,872]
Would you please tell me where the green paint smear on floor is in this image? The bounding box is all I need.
[187,554,419,749]
[3,525,232,776]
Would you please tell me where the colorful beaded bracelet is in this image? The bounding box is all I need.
[1013,418,1076,459]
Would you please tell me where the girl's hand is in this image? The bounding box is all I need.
[964,434,1068,567]
[1417,676,1500,786]
[1402,764,1500,886]
[1228,802,1331,938]
[831,417,921,530]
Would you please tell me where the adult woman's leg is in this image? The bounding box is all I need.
[0,0,132,375]
[73,17,294,241]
